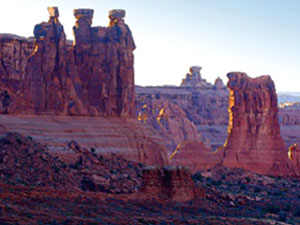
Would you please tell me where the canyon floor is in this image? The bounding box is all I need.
[0,127,300,224]
[1,166,300,224]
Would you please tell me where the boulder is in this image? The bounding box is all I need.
[141,166,203,201]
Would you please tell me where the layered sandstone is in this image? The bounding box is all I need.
[279,102,300,125]
[141,166,203,201]
[0,114,168,166]
[0,7,135,117]
[169,141,222,173]
[222,72,294,176]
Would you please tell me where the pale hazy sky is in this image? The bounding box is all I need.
[1,0,299,91]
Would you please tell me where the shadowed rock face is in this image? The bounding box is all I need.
[136,97,206,153]
[222,72,294,176]
[169,141,222,173]
[0,7,135,117]
[141,166,204,201]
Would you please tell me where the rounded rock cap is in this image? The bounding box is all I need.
[190,66,202,74]
[73,9,94,19]
[48,7,59,17]
[109,9,126,19]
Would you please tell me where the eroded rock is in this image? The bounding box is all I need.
[141,166,203,201]
[0,7,135,117]
[222,72,295,176]
[180,66,212,88]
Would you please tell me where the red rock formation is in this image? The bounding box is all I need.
[0,7,135,117]
[71,9,135,117]
[0,34,34,83]
[222,72,294,176]
[136,97,206,153]
[287,144,300,176]
[279,102,300,125]
[141,166,204,201]
[169,141,222,173]
[0,114,169,166]
[213,77,226,90]
[180,66,212,88]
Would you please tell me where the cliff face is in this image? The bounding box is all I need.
[0,7,169,167]
[222,72,294,176]
[0,7,135,117]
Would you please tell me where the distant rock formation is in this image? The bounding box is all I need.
[0,7,135,117]
[279,102,300,125]
[213,77,226,90]
[136,67,228,151]
[222,72,294,176]
[169,141,222,173]
[180,66,212,88]
[141,166,204,201]
[136,97,206,153]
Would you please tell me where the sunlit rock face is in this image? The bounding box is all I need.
[0,7,135,117]
[222,72,294,176]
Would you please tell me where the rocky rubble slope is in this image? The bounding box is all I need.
[1,165,300,224]
[0,132,143,193]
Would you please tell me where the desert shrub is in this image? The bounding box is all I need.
[293,208,300,217]
[265,204,280,214]
[211,179,222,186]
[54,166,60,173]
[240,184,246,190]
[278,211,287,221]
[254,187,261,193]
[192,173,203,182]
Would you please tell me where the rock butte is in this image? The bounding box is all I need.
[0,7,135,117]
[222,72,295,176]
[0,7,168,166]
[141,166,204,202]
